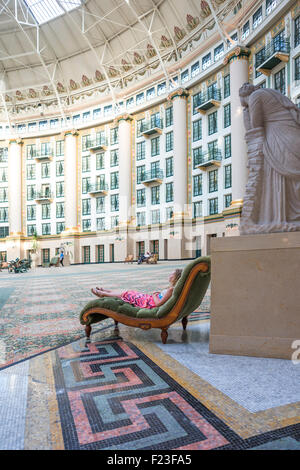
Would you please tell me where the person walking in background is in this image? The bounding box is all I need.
[59,249,64,267]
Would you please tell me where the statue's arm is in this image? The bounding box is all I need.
[248,93,264,129]
[243,107,252,131]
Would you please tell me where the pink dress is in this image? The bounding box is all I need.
[121,290,156,309]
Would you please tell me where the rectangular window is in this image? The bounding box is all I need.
[193,174,202,197]
[274,67,286,95]
[151,136,160,157]
[42,248,50,262]
[295,15,300,47]
[208,111,218,135]
[27,224,36,236]
[165,107,173,127]
[83,246,91,262]
[209,169,218,193]
[82,135,91,151]
[0,187,8,202]
[209,198,218,215]
[224,193,232,208]
[193,119,202,142]
[82,199,91,216]
[151,210,160,224]
[253,6,262,29]
[151,161,160,178]
[151,185,160,205]
[41,142,51,156]
[111,216,119,228]
[96,174,106,191]
[110,194,119,212]
[137,188,146,207]
[165,182,173,203]
[193,147,203,168]
[0,207,8,222]
[224,134,232,159]
[202,52,211,70]
[27,204,36,221]
[0,167,7,182]
[56,160,64,177]
[41,162,50,178]
[82,155,91,173]
[96,218,105,231]
[110,127,119,145]
[166,207,173,220]
[110,149,119,167]
[181,69,189,83]
[110,171,119,190]
[82,177,91,194]
[42,203,50,219]
[82,219,91,232]
[27,144,36,159]
[193,201,202,218]
[96,196,105,213]
[96,152,105,170]
[27,164,36,180]
[27,185,36,201]
[42,224,51,236]
[191,61,200,77]
[136,165,146,184]
[137,118,145,137]
[56,140,64,156]
[56,222,65,234]
[193,92,201,115]
[224,103,231,128]
[136,212,146,227]
[93,108,101,119]
[295,55,300,81]
[165,131,173,152]
[208,140,218,158]
[136,93,144,105]
[223,74,230,98]
[136,141,145,160]
[166,157,173,177]
[214,43,224,61]
[224,164,232,189]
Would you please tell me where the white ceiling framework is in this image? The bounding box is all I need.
[0,0,244,124]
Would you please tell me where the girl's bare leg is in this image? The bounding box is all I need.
[91,287,123,299]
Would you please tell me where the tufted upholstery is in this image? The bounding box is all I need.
[79,257,210,332]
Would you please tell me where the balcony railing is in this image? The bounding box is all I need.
[35,150,53,161]
[141,169,164,185]
[195,149,222,170]
[35,190,53,202]
[256,38,290,75]
[195,89,221,113]
[140,118,163,137]
[85,137,108,152]
[88,183,109,195]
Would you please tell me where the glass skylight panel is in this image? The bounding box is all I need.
[23,0,81,25]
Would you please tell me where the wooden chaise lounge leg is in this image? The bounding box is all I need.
[85,324,91,339]
[161,328,168,344]
[182,317,188,331]
[114,320,119,333]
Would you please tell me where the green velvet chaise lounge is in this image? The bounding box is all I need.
[79,256,210,344]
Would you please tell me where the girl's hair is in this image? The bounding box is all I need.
[171,269,183,286]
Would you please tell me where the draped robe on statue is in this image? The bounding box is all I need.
[246,88,300,230]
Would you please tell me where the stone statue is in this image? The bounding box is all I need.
[239,83,300,234]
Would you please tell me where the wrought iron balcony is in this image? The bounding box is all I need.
[88,182,109,195]
[141,169,164,186]
[195,149,222,170]
[141,118,163,137]
[85,137,108,152]
[256,38,290,75]
[35,189,53,202]
[35,150,53,161]
[195,89,221,114]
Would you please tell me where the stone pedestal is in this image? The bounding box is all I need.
[210,232,300,359]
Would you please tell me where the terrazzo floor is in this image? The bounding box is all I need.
[0,262,299,450]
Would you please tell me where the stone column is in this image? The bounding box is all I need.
[224,46,251,208]
[167,88,190,259]
[7,139,23,260]
[114,114,133,259]
[61,130,79,264]
[167,88,189,218]
[63,130,79,233]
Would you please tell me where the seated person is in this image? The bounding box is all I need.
[137,251,151,264]
[91,269,182,309]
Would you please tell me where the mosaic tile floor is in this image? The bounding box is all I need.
[0,262,299,450]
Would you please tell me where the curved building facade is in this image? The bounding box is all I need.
[0,0,299,264]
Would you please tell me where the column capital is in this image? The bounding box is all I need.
[63,128,79,137]
[223,45,251,66]
[167,87,189,102]
[8,138,23,146]
[114,113,133,125]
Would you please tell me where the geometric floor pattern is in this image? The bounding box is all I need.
[0,262,299,450]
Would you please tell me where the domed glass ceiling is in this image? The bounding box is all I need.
[23,0,82,25]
